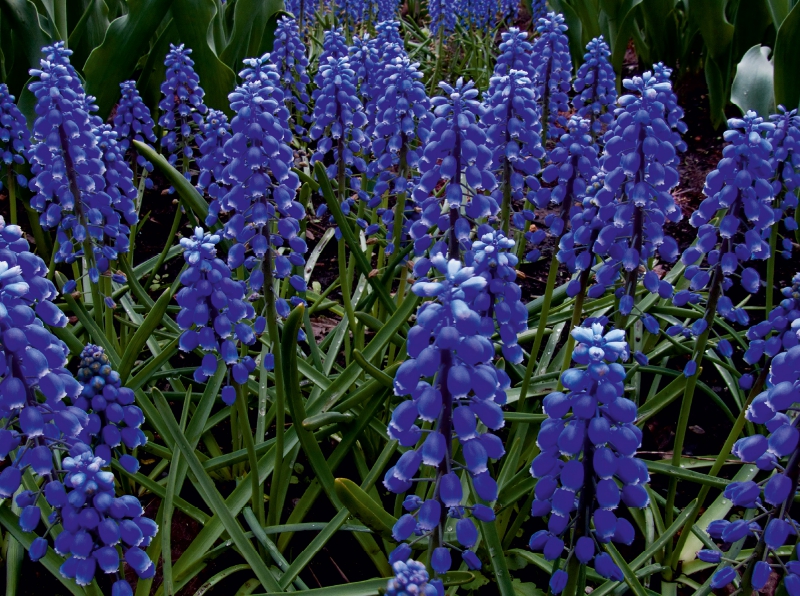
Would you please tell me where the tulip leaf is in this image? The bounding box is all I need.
[774,0,800,109]
[334,477,397,540]
[731,45,775,117]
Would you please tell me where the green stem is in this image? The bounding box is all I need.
[336,139,358,344]
[663,261,724,572]
[144,206,182,292]
[236,384,266,560]
[429,29,444,96]
[766,222,779,315]
[557,276,588,385]
[266,244,286,529]
[7,166,17,225]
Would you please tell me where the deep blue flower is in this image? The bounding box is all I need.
[593,70,684,312]
[176,228,258,404]
[530,13,572,140]
[197,109,232,224]
[316,28,349,81]
[272,17,311,138]
[412,78,497,254]
[500,0,520,22]
[112,81,156,189]
[679,111,776,324]
[573,37,617,138]
[0,83,30,193]
[530,0,548,21]
[529,323,647,592]
[484,69,545,254]
[158,44,208,184]
[377,0,400,21]
[429,0,456,36]
[349,34,380,135]
[490,28,534,91]
[652,63,688,150]
[73,345,146,471]
[767,106,800,257]
[368,57,433,254]
[384,255,507,572]
[464,0,494,32]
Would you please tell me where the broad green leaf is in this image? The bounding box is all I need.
[83,0,175,118]
[731,0,773,68]
[705,54,728,129]
[0,0,53,95]
[690,0,734,61]
[172,0,236,114]
[609,0,643,77]
[219,0,282,70]
[774,0,800,109]
[767,0,790,27]
[117,287,173,383]
[67,0,110,72]
[334,478,397,540]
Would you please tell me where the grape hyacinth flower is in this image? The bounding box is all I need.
[27,449,157,590]
[768,106,800,258]
[386,560,441,596]
[572,37,617,139]
[286,0,313,27]
[74,345,147,473]
[384,253,507,573]
[744,272,800,367]
[158,44,208,183]
[0,84,30,204]
[594,71,685,316]
[197,109,232,225]
[316,28,349,84]
[700,344,800,594]
[369,57,433,254]
[489,28,534,94]
[429,0,456,37]
[176,228,258,405]
[530,13,572,140]
[530,117,600,266]
[467,228,528,363]
[464,0,494,33]
[271,16,311,138]
[27,44,135,279]
[412,78,497,256]
[529,322,648,593]
[349,34,380,134]
[679,111,776,324]
[500,0,520,23]
[652,63,688,150]
[377,1,402,26]
[484,69,544,246]
[530,0,548,22]
[112,81,157,188]
[310,56,370,230]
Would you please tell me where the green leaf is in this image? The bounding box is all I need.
[690,0,734,61]
[774,0,800,109]
[334,477,397,540]
[219,0,282,70]
[610,0,643,77]
[127,338,180,391]
[603,543,648,596]
[705,54,728,129]
[172,0,236,114]
[151,388,282,593]
[767,0,790,28]
[118,287,173,383]
[0,0,53,95]
[67,0,110,72]
[636,374,686,425]
[644,460,730,489]
[351,349,394,387]
[83,0,175,118]
[301,411,353,430]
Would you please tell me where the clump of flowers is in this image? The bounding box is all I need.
[271,16,311,137]
[158,44,208,182]
[385,253,507,573]
[429,0,456,36]
[74,345,147,473]
[572,37,617,138]
[197,109,232,225]
[113,80,157,188]
[0,83,30,194]
[767,106,800,259]
[386,560,442,596]
[490,28,534,92]
[529,322,648,593]
[530,13,572,140]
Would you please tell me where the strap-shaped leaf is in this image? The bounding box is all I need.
[152,388,282,593]
[334,478,397,540]
[117,287,172,383]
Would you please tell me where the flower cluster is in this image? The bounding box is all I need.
[0,83,30,191]
[680,112,776,322]
[746,273,800,366]
[699,344,800,593]
[768,107,800,258]
[652,63,687,150]
[385,255,508,572]
[530,13,573,140]
[412,78,497,254]
[220,76,306,295]
[158,44,208,182]
[466,228,527,363]
[112,80,157,188]
[377,1,402,24]
[348,34,380,133]
[368,57,433,253]
[386,560,442,596]
[490,28,533,91]
[316,28,349,81]
[176,228,258,405]
[272,17,311,137]
[197,109,232,224]
[429,0,456,36]
[27,44,135,278]
[73,345,146,473]
[530,0,548,21]
[500,0,520,22]
[572,37,617,137]
[484,69,544,251]
[464,0,494,32]
[26,449,157,592]
[593,71,684,314]
[529,323,647,593]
